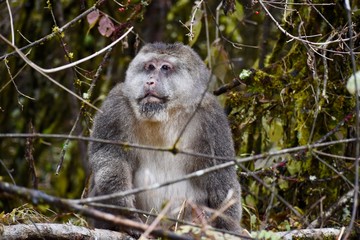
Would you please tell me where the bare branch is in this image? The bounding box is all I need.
[1,132,357,225]
[274,228,342,240]
[1,223,133,240]
[5,0,14,45]
[0,27,133,74]
[0,1,103,61]
[308,190,355,229]
[0,181,192,240]
[0,34,101,112]
[258,0,356,46]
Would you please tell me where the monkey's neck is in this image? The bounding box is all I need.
[133,109,193,147]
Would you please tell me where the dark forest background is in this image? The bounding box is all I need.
[0,0,359,238]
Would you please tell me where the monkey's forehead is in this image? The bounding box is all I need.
[139,43,198,60]
[134,52,180,65]
[141,42,185,54]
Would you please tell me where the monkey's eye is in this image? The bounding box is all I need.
[146,64,156,71]
[161,64,171,71]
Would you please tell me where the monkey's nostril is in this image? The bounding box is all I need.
[146,81,155,85]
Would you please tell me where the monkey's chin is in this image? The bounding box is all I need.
[138,102,168,121]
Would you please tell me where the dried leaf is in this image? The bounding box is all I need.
[87,10,100,27]
[210,43,230,84]
[98,15,115,37]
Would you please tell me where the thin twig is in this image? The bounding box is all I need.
[258,0,355,46]
[0,159,16,185]
[56,114,81,175]
[311,152,354,187]
[187,0,204,41]
[308,190,354,229]
[0,34,101,112]
[5,0,14,45]
[57,48,113,175]
[4,58,35,103]
[140,201,172,239]
[203,1,211,68]
[6,27,132,74]
[0,1,103,61]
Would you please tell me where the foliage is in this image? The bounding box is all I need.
[0,203,87,227]
[225,1,359,231]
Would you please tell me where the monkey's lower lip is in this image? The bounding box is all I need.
[140,94,167,104]
[144,96,162,103]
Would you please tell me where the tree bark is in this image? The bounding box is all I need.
[1,223,349,240]
[0,223,135,240]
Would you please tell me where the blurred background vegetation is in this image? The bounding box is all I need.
[0,0,359,234]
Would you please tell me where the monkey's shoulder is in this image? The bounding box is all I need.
[96,84,131,115]
[195,93,234,155]
[90,84,133,139]
[197,93,229,122]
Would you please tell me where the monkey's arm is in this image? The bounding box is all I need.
[196,94,242,232]
[87,87,139,230]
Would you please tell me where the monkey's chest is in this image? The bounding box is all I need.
[133,151,198,215]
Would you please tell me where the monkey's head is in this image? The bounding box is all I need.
[123,42,210,122]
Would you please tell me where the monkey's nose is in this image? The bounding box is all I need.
[146,81,155,85]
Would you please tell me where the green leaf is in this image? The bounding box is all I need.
[239,69,252,79]
[287,159,302,175]
[278,178,289,190]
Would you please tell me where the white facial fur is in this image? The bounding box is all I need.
[122,50,206,122]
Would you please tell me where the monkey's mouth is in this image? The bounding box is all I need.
[137,93,168,116]
[139,93,168,104]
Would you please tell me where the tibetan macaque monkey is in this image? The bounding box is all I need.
[87,42,242,233]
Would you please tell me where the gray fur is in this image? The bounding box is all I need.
[88,42,242,232]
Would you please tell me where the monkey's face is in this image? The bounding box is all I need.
[123,43,210,122]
